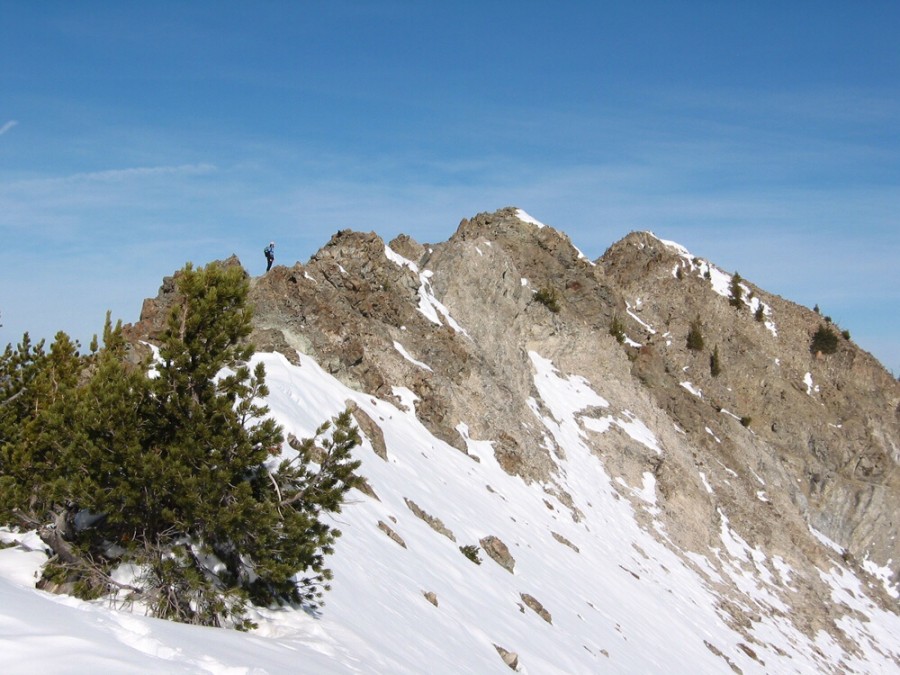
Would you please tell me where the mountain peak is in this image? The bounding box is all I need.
[113,208,900,671]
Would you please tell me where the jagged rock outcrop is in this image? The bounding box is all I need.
[127,206,900,665]
[600,231,900,578]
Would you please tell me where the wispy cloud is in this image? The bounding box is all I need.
[0,162,221,244]
[62,162,217,183]
[0,120,18,136]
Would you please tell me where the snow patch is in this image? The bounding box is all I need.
[393,341,433,372]
[515,208,546,228]
[803,372,819,396]
[680,382,702,398]
[390,385,419,414]
[582,410,663,455]
[384,245,419,273]
[626,301,656,334]
[809,525,844,554]
[862,557,899,599]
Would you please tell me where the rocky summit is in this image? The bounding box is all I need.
[127,207,900,672]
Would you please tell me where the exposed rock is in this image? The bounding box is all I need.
[354,477,379,501]
[423,591,438,607]
[493,644,519,670]
[388,234,426,266]
[551,531,580,553]
[377,521,406,548]
[126,207,900,663]
[404,499,456,542]
[347,400,388,460]
[705,640,742,674]
[520,593,552,624]
[480,535,515,573]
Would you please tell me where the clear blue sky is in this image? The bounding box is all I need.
[2,1,898,372]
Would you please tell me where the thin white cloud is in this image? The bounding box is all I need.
[0,120,18,136]
[65,163,217,182]
[1,163,217,192]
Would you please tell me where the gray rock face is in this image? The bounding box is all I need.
[128,207,900,656]
[600,231,900,578]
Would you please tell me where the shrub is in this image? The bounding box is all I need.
[740,416,752,428]
[460,544,482,564]
[610,315,625,343]
[710,345,721,377]
[729,272,743,308]
[533,287,560,313]
[754,305,765,322]
[686,316,704,352]
[842,329,851,340]
[811,324,839,355]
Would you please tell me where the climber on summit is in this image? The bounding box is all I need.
[264,241,275,272]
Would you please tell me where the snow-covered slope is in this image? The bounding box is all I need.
[4,207,898,673]
[2,348,898,673]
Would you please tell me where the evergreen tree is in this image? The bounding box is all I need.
[609,315,626,344]
[729,272,743,308]
[710,345,722,377]
[686,316,704,352]
[0,261,362,629]
[811,324,839,355]
[0,332,84,524]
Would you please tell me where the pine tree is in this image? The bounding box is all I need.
[0,332,84,524]
[0,261,362,629]
[609,315,626,344]
[710,345,721,377]
[686,316,704,352]
[811,324,839,355]
[729,272,743,308]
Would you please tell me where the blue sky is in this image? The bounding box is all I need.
[1,2,898,372]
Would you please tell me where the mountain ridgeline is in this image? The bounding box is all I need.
[127,207,899,670]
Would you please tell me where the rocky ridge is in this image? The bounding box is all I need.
[128,206,900,669]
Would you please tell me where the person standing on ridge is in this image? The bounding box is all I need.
[264,241,275,272]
